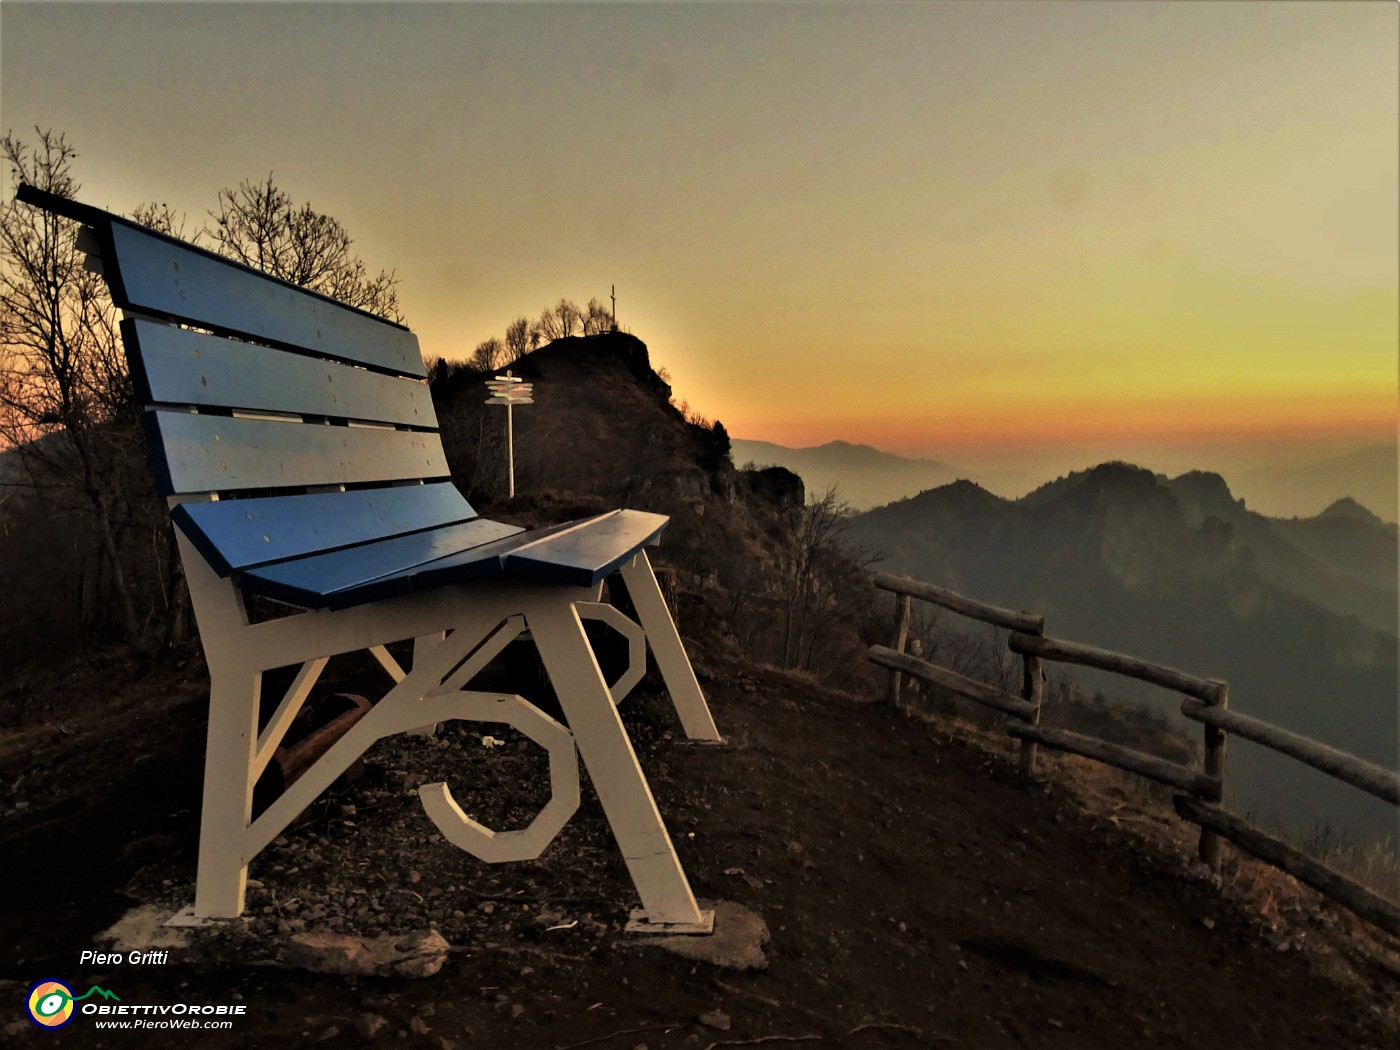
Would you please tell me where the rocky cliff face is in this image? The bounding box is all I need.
[428,334,864,680]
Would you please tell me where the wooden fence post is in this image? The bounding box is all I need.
[1198,680,1229,869]
[1019,652,1044,775]
[886,593,911,706]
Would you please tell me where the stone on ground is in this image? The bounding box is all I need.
[283,928,450,978]
[636,901,769,971]
[98,905,193,953]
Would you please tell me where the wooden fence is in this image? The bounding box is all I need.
[867,570,1400,939]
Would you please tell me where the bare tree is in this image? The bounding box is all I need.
[469,336,506,373]
[204,174,401,321]
[535,306,564,343]
[980,624,1019,696]
[582,297,614,336]
[504,316,531,363]
[552,298,581,338]
[778,486,854,670]
[3,138,408,662]
[0,129,147,649]
[129,201,190,239]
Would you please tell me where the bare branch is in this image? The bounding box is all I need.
[203,173,401,322]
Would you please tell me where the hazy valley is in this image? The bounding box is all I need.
[844,463,1398,847]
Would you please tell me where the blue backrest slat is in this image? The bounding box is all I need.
[147,411,450,496]
[103,220,424,378]
[125,319,436,428]
[173,482,477,575]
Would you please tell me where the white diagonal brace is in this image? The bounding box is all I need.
[433,615,527,695]
[369,644,407,683]
[252,657,328,779]
[620,549,721,741]
[526,596,706,927]
[243,616,496,860]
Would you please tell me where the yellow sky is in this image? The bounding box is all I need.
[2,1,1396,469]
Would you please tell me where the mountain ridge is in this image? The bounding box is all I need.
[738,437,1398,523]
[732,437,1030,508]
[847,463,1398,845]
[1235,444,1397,524]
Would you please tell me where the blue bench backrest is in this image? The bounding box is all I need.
[102,220,447,496]
[16,185,476,577]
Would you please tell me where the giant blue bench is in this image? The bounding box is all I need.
[18,183,719,933]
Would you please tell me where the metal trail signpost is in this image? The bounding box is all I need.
[485,370,534,498]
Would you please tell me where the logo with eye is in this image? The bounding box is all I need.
[25,981,120,1029]
[27,981,75,1029]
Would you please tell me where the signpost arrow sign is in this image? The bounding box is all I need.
[484,371,533,497]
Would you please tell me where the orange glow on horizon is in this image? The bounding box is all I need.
[736,390,1397,458]
[3,2,1394,482]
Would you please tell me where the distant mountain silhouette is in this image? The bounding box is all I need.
[1270,499,1398,594]
[1319,496,1385,524]
[847,463,1398,845]
[1232,444,1397,523]
[731,438,1033,509]
[1160,472,1397,634]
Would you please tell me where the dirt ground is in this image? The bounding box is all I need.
[2,649,1397,1049]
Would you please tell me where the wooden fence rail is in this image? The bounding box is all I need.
[866,569,1399,938]
[870,645,1037,720]
[871,572,1045,771]
[1008,723,1222,800]
[1008,631,1225,703]
[1005,630,1231,864]
[871,572,1045,634]
[1174,795,1400,938]
[1180,698,1400,807]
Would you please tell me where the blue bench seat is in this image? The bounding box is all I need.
[270,507,669,609]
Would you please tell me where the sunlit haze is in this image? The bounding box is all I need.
[3,1,1395,495]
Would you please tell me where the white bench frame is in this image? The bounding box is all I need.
[15,183,724,936]
[181,526,720,933]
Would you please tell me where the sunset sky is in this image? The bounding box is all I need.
[3,1,1396,479]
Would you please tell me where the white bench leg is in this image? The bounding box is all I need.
[194,665,261,919]
[527,600,711,931]
[620,550,721,742]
